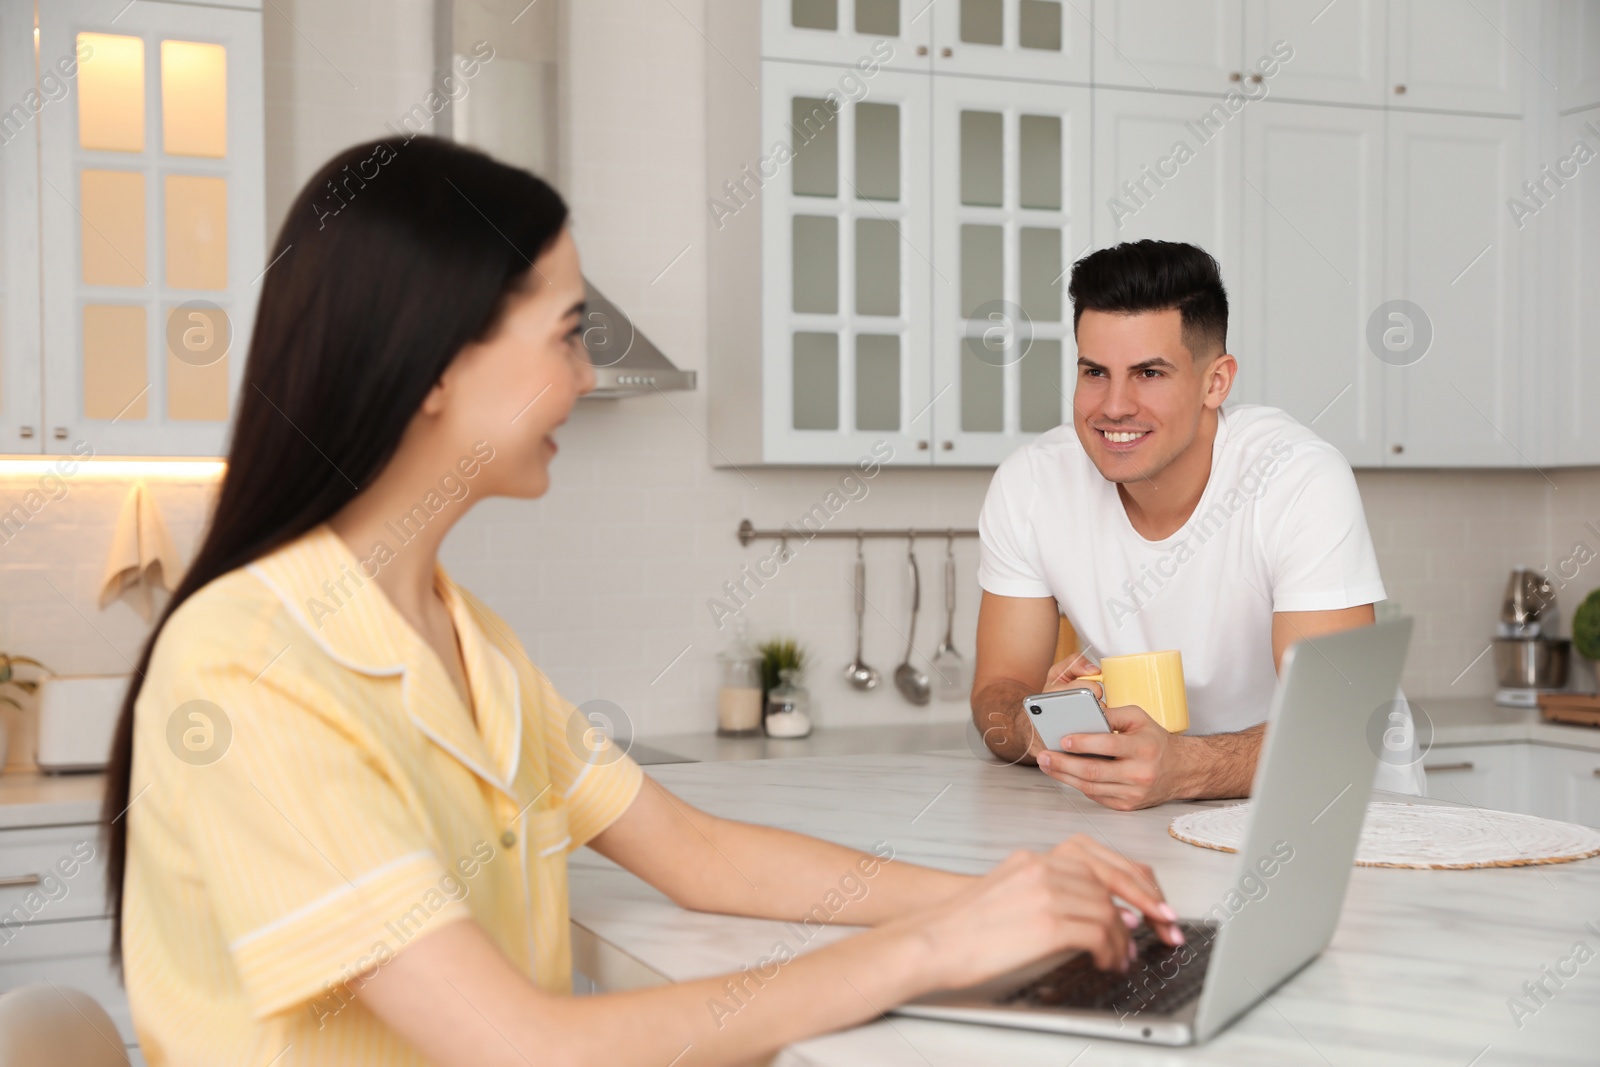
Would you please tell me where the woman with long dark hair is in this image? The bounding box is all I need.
[101,136,1181,1065]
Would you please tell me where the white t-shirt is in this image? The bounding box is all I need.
[978,404,1423,795]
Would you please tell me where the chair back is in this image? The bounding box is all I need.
[0,985,130,1067]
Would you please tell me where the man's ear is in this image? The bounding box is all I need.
[1204,352,1237,410]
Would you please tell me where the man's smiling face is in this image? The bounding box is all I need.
[1071,307,1231,485]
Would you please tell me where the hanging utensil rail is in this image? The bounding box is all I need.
[736,519,978,546]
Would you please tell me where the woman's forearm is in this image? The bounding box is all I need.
[564,916,934,1066]
[697,815,974,926]
[364,911,942,1067]
[590,778,972,927]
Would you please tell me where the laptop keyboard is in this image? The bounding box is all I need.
[997,921,1218,1017]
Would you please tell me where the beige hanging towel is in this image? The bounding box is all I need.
[98,480,183,621]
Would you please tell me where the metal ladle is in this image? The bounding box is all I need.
[844,532,880,691]
[894,532,932,706]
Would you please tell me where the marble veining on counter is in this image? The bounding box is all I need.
[569,751,1600,1066]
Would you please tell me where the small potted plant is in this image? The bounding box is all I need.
[0,654,50,771]
[1572,589,1600,683]
[757,638,812,738]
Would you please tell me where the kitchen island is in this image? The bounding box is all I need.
[568,748,1600,1066]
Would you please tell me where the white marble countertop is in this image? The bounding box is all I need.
[0,770,103,829]
[569,751,1600,1066]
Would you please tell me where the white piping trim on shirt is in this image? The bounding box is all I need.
[487,643,523,787]
[229,849,433,951]
[537,835,571,858]
[406,704,519,804]
[563,755,596,799]
[246,564,405,677]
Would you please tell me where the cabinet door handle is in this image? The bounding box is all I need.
[1425,761,1474,773]
[0,874,42,889]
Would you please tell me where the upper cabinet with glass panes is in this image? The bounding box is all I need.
[0,0,265,457]
[763,0,1087,82]
[709,0,1087,467]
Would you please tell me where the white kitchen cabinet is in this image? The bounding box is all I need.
[1237,101,1385,465]
[1381,111,1524,467]
[0,819,135,1055]
[1091,87,1244,305]
[1422,743,1526,813]
[1387,0,1526,115]
[1559,0,1600,112]
[1091,0,1244,94]
[1244,0,1387,107]
[762,0,932,71]
[717,1,1561,470]
[1550,108,1600,467]
[0,0,42,452]
[36,0,265,458]
[1424,742,1600,828]
[760,60,934,464]
[1525,745,1600,828]
[930,0,1091,84]
[929,78,1090,464]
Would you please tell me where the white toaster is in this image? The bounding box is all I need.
[36,675,130,773]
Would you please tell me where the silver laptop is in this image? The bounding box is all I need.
[897,617,1414,1046]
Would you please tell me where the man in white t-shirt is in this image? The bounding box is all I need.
[972,239,1422,809]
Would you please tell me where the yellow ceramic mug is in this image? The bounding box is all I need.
[1078,650,1189,733]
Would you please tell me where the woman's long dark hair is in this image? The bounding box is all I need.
[100,136,569,964]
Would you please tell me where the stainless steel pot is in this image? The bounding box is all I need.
[1493,637,1571,689]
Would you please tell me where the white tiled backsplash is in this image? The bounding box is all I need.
[2,0,1595,763]
[3,452,1598,766]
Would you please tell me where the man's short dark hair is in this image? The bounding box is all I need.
[1067,240,1228,359]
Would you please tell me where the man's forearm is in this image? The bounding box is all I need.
[1171,723,1265,800]
[972,680,1041,764]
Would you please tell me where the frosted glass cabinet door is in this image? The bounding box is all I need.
[1091,0,1244,93]
[0,0,43,452]
[38,0,264,458]
[761,60,932,464]
[929,0,1090,83]
[1238,102,1385,468]
[763,0,932,70]
[930,78,1089,466]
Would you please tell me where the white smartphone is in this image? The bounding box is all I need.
[1024,688,1113,756]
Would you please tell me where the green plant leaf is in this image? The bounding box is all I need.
[1574,588,1600,661]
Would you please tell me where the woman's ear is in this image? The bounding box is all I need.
[419,376,450,417]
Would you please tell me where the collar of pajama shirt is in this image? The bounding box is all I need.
[121,523,643,1065]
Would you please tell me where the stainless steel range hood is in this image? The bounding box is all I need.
[580,280,697,399]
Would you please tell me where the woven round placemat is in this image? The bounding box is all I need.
[1169,801,1600,870]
